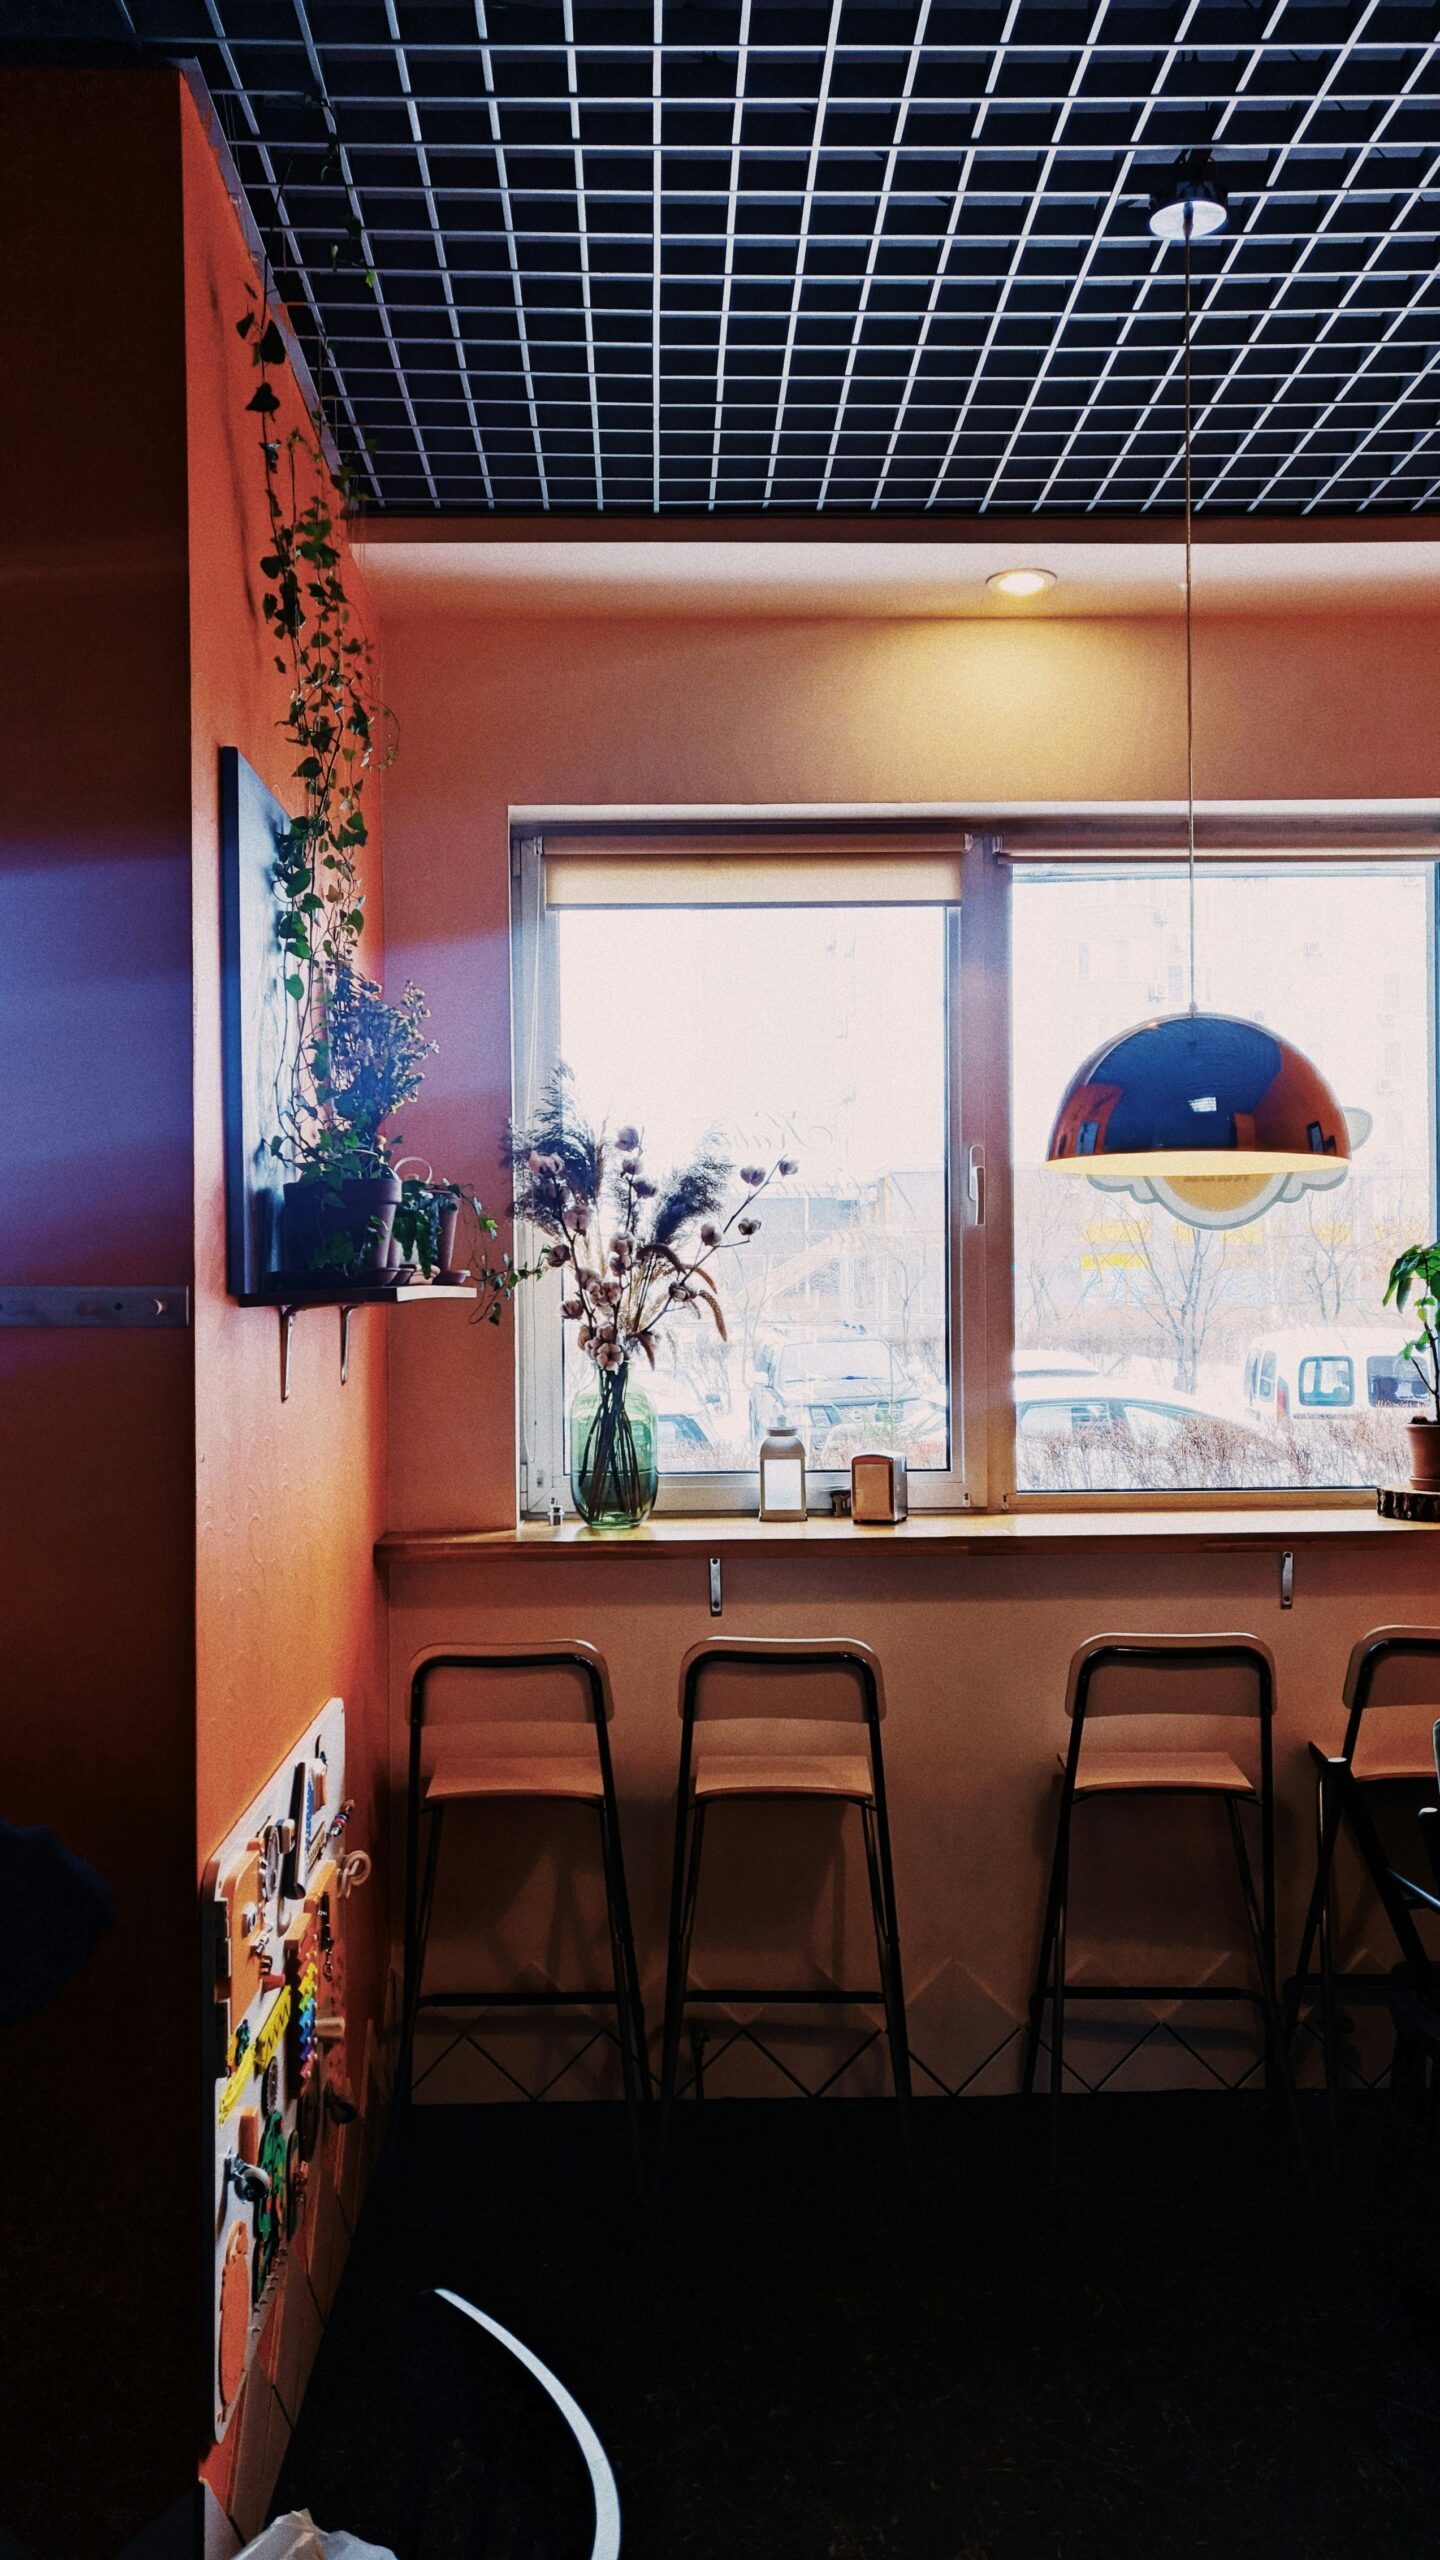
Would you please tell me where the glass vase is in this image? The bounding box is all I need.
[568,1359,658,1528]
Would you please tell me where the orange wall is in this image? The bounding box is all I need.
[180,86,393,2541]
[181,83,390,2057]
[379,602,1440,1528]
[0,72,201,2560]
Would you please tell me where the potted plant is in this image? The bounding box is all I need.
[1383,1241,1440,1489]
[392,1166,488,1282]
[509,1070,794,1527]
[277,971,436,1279]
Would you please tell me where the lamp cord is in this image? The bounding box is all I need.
[1183,205,1198,1016]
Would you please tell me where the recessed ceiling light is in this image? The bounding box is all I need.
[986,567,1057,599]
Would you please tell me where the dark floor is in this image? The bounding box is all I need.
[278,2096,1440,2560]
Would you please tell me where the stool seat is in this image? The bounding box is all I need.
[692,1750,874,1804]
[1349,1740,1436,1784]
[425,1753,605,1806]
[1070,1747,1256,1798]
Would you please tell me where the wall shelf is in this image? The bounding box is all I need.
[238,1283,477,1400]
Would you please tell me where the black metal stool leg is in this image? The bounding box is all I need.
[399,1802,446,2109]
[1023,1798,1069,2099]
[1048,1813,1071,2193]
[657,1799,708,2183]
[861,1802,913,2179]
[1286,1754,1347,2045]
[1225,1799,1310,2185]
[595,1799,647,2184]
[1313,1763,1343,2171]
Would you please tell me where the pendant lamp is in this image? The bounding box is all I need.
[1044,156,1351,1230]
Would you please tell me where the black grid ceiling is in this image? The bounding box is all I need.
[48,2,1440,513]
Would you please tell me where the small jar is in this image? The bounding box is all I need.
[758,1422,807,1521]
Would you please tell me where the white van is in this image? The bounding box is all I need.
[1243,1327,1427,1423]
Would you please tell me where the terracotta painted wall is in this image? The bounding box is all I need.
[379,601,1440,1528]
[180,88,393,2549]
[376,593,1440,2110]
[0,72,202,2560]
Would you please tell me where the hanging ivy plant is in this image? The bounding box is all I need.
[234,285,533,1322]
[236,291,395,1171]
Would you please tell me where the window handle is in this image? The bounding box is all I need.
[966,1144,986,1229]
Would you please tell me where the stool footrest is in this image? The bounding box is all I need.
[1058,1982,1264,2005]
[679,1985,887,2006]
[416,1987,628,2010]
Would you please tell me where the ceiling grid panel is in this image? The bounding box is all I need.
[23,0,1438,517]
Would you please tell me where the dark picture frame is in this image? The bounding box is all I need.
[219,746,294,1298]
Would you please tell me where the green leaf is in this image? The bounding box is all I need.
[246,382,281,415]
[284,973,305,1002]
[256,321,286,366]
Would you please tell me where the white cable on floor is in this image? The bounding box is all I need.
[433,2286,622,2560]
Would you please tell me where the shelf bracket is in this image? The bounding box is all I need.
[339,1304,355,1386]
[277,1305,297,1402]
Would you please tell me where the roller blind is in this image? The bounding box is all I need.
[532,820,966,908]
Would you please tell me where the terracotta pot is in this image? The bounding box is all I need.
[1406,1417,1440,1492]
[435,1199,461,1272]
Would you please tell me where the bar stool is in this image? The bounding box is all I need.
[658,1638,911,2174]
[1286,1628,1440,2121]
[400,1644,648,2156]
[1022,1634,1297,2180]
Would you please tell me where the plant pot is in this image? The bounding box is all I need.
[568,1360,658,1528]
[1406,1418,1440,1492]
[435,1200,461,1272]
[281,1171,400,1279]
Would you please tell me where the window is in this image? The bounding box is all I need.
[1011,861,1437,1494]
[513,834,966,1513]
[514,834,1437,1513]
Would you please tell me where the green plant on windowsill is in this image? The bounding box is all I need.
[1383,1241,1440,1491]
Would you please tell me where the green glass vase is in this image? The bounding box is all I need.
[569,1359,658,1528]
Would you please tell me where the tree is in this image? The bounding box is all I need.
[1121,1210,1228,1393]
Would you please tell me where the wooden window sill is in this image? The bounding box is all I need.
[377,1506,1440,1566]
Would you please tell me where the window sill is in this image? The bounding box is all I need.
[377,1504,1440,1566]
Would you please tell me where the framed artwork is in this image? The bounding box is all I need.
[219,747,294,1298]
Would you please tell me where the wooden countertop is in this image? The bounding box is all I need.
[378,1506,1440,1565]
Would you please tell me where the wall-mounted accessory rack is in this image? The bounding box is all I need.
[205,1695,369,2441]
[239,1281,477,1400]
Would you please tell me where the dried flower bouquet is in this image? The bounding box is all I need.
[508,1069,795,1522]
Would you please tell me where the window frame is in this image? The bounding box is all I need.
[511,830,990,1517]
[511,821,1436,1520]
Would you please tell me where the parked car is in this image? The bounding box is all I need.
[647,1374,722,1469]
[751,1326,917,1437]
[1242,1328,1427,1423]
[1013,1347,1102,1381]
[1014,1370,1278,1486]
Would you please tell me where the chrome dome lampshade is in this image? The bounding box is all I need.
[1046,1011,1351,1222]
[1044,152,1349,1234]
